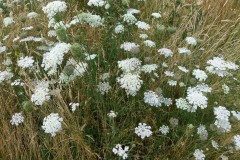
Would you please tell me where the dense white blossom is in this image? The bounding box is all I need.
[112,144,129,159]
[186,87,208,110]
[0,45,7,54]
[192,69,208,81]
[194,83,212,93]
[120,42,140,53]
[144,91,161,107]
[117,73,143,96]
[85,53,97,61]
[69,103,79,112]
[10,112,24,126]
[211,140,219,150]
[114,24,124,34]
[168,80,177,86]
[42,43,70,75]
[69,13,104,27]
[42,1,67,18]
[164,71,175,77]
[135,21,150,30]
[151,12,161,18]
[222,84,230,94]
[135,123,152,139]
[231,111,240,121]
[11,79,24,86]
[31,81,50,106]
[158,48,174,58]
[144,40,155,48]
[3,17,14,27]
[141,64,158,73]
[186,37,197,46]
[118,58,141,73]
[139,34,148,39]
[126,8,140,14]
[42,113,63,137]
[178,47,191,55]
[176,98,192,111]
[206,57,239,77]
[27,12,38,19]
[122,13,137,24]
[108,110,117,118]
[159,125,169,135]
[17,56,34,69]
[232,135,240,150]
[193,149,205,160]
[0,70,13,83]
[87,0,109,8]
[214,106,231,132]
[178,66,189,73]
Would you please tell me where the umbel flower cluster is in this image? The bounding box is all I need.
[1,0,240,159]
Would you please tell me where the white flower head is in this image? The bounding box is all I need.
[192,69,208,81]
[186,36,197,46]
[118,58,141,73]
[178,66,189,73]
[158,48,174,58]
[214,106,231,132]
[42,113,63,137]
[3,17,14,27]
[112,144,129,159]
[114,24,124,34]
[135,123,152,139]
[17,56,34,69]
[151,12,161,18]
[135,21,150,30]
[120,42,140,53]
[159,125,169,135]
[87,0,108,7]
[139,34,148,39]
[144,91,161,107]
[176,98,193,112]
[108,110,117,118]
[193,149,205,160]
[42,43,70,75]
[42,1,67,18]
[122,13,137,24]
[0,70,13,83]
[117,73,143,96]
[144,40,155,48]
[233,135,240,150]
[31,81,50,106]
[211,140,219,150]
[69,103,79,112]
[10,112,24,126]
[178,47,191,55]
[186,87,208,110]
[27,12,38,19]
[206,57,239,77]
[141,64,158,73]
[222,84,230,94]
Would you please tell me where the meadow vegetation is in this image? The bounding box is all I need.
[0,0,240,159]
